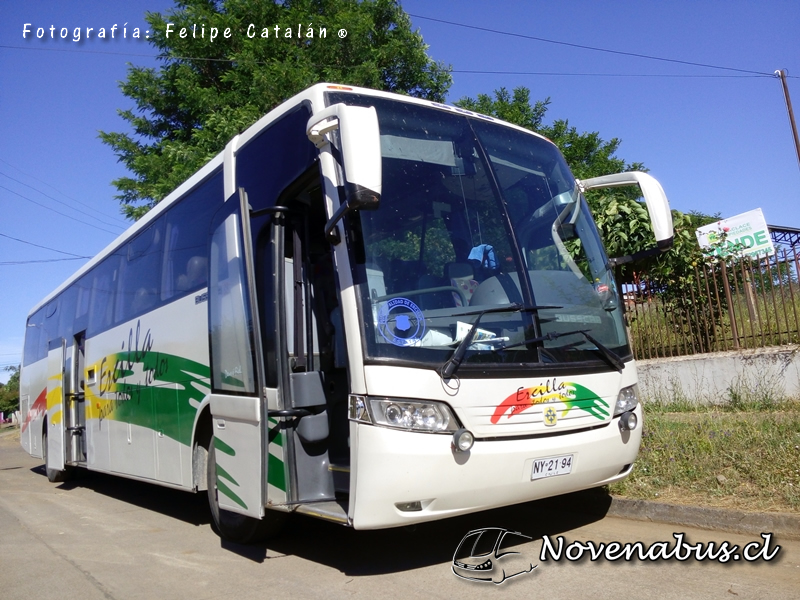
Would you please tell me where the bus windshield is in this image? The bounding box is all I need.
[327,93,629,372]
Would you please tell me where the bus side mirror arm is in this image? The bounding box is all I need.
[578,171,675,264]
[323,200,350,244]
[608,246,663,267]
[307,104,382,245]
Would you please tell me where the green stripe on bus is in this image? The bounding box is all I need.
[215,464,238,489]
[92,351,210,447]
[561,383,611,420]
[216,478,247,510]
[267,452,286,492]
[214,437,236,457]
[268,418,284,446]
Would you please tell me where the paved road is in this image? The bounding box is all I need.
[1,429,798,599]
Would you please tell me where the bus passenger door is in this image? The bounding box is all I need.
[280,200,340,503]
[45,338,67,473]
[207,191,266,519]
[68,332,87,464]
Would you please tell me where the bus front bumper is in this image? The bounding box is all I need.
[350,404,642,529]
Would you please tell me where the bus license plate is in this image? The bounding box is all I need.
[531,454,573,481]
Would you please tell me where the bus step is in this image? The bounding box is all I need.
[294,499,349,525]
[328,463,350,494]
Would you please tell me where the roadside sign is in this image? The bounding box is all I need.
[695,208,775,259]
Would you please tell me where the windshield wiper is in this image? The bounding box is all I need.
[494,328,591,352]
[497,328,625,373]
[440,303,562,379]
[579,330,625,372]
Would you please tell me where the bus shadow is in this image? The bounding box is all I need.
[31,462,614,575]
[33,465,211,528]
[261,489,613,575]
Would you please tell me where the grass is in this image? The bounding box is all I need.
[609,399,800,513]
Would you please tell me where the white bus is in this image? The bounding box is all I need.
[19,83,673,543]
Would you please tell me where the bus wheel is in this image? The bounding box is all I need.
[42,427,72,483]
[206,437,285,543]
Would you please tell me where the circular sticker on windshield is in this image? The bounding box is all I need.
[377,297,426,347]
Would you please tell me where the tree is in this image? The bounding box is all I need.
[0,366,20,417]
[101,0,452,219]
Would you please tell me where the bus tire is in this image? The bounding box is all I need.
[206,437,285,543]
[42,427,72,483]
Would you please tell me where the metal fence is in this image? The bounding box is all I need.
[623,246,800,360]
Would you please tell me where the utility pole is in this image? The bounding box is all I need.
[775,69,800,172]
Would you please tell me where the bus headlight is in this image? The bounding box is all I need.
[614,384,640,417]
[367,398,459,433]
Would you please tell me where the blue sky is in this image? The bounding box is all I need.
[1,1,798,383]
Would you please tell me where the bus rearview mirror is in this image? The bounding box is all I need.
[579,171,674,255]
[307,104,382,243]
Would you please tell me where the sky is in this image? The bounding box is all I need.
[1,0,798,383]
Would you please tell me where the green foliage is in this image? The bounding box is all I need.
[369,216,455,278]
[101,0,452,219]
[456,87,549,131]
[0,366,20,416]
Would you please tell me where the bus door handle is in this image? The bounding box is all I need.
[268,408,313,419]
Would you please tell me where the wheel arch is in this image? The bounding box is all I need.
[191,400,213,491]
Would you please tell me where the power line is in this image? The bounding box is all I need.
[3,41,793,79]
[408,13,782,78]
[0,184,119,236]
[0,43,161,60]
[0,158,129,226]
[0,171,126,231]
[0,257,88,265]
[451,70,770,79]
[0,232,90,258]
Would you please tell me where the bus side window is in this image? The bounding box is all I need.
[162,171,222,301]
[117,221,164,323]
[23,307,47,366]
[57,287,79,341]
[176,256,208,292]
[88,254,121,335]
